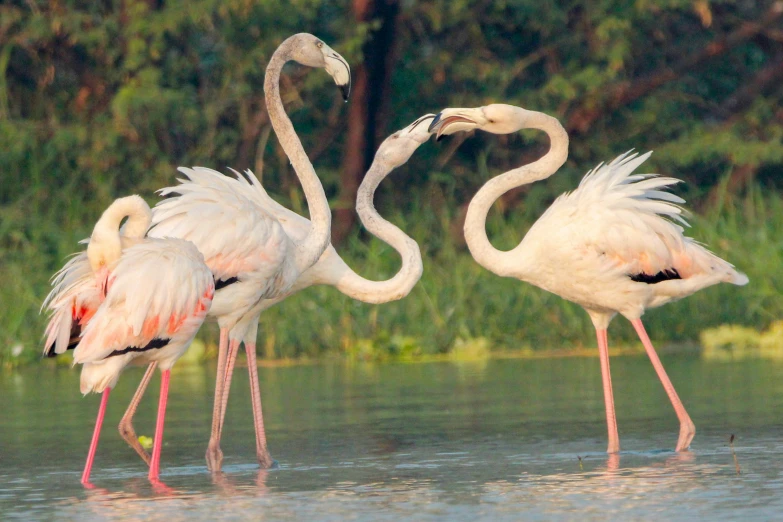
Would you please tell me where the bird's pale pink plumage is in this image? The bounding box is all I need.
[42,251,106,357]
[73,238,214,366]
[150,167,297,301]
[434,103,748,453]
[522,151,747,311]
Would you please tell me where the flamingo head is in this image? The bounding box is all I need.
[428,104,528,141]
[374,114,436,167]
[288,33,351,101]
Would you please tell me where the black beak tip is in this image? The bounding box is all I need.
[435,134,445,143]
[339,84,350,102]
[428,113,442,133]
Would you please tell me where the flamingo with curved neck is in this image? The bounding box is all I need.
[430,103,747,454]
[189,113,435,470]
[43,196,214,483]
[143,33,351,472]
[258,114,436,303]
[263,33,349,273]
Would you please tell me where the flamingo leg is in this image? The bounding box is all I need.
[217,339,241,437]
[118,362,157,466]
[206,328,229,472]
[81,388,111,485]
[149,369,170,481]
[631,318,695,451]
[596,328,620,454]
[245,343,275,468]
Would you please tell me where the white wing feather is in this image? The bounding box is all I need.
[530,151,745,282]
[149,167,296,296]
[73,238,214,364]
[41,252,100,356]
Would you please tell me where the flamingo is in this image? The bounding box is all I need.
[121,113,436,472]
[428,104,748,453]
[133,33,351,472]
[42,195,214,483]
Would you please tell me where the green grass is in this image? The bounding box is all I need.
[1,178,781,368]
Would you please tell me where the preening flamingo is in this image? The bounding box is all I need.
[142,33,350,472]
[429,104,748,453]
[42,196,214,483]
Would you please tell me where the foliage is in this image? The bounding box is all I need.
[1,1,782,365]
[701,321,783,361]
[4,182,780,366]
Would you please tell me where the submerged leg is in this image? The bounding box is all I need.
[118,362,157,466]
[245,343,274,468]
[596,328,620,454]
[631,318,695,451]
[82,388,111,485]
[149,369,171,481]
[217,339,241,437]
[206,328,229,472]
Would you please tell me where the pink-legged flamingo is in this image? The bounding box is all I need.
[429,104,748,453]
[42,195,214,483]
[138,113,436,471]
[144,33,350,472]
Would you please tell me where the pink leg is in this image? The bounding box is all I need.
[149,369,170,481]
[596,328,620,454]
[82,388,111,485]
[118,362,157,466]
[631,318,696,451]
[245,343,274,468]
[217,339,241,437]
[206,328,229,472]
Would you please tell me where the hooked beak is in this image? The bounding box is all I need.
[324,51,351,102]
[428,108,484,142]
[339,83,350,102]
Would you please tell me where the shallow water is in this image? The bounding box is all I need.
[1,355,781,520]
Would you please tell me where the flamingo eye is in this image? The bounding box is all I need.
[316,41,324,49]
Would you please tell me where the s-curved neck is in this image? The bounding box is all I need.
[95,196,152,241]
[89,195,151,267]
[464,111,569,277]
[331,160,422,303]
[265,37,331,275]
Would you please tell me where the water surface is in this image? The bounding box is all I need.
[1,355,781,520]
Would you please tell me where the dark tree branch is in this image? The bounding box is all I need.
[716,52,783,121]
[566,3,783,134]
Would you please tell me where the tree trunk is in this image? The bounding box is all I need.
[333,0,400,244]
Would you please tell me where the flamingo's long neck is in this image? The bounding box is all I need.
[330,159,422,303]
[96,196,152,238]
[88,196,152,270]
[463,111,569,278]
[264,37,331,275]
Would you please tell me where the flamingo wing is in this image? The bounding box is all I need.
[531,151,745,283]
[149,167,294,289]
[41,252,101,356]
[235,168,313,243]
[73,238,214,364]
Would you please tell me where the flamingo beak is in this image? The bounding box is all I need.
[339,83,350,102]
[323,49,351,102]
[428,111,480,142]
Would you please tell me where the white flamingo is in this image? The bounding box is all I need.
[42,195,214,483]
[124,113,436,472]
[429,104,748,453]
[139,33,350,472]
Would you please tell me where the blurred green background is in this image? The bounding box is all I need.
[1,0,781,366]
